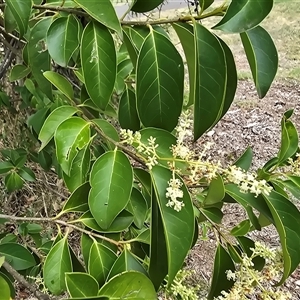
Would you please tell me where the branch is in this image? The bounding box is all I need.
[2,261,52,300]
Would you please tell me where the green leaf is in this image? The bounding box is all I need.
[88,241,117,285]
[44,235,72,295]
[207,244,235,300]
[66,272,99,298]
[136,29,184,132]
[115,59,133,94]
[0,243,36,270]
[4,6,17,33]
[199,207,223,224]
[131,0,164,12]
[9,65,31,82]
[81,234,93,268]
[204,174,225,205]
[0,162,14,175]
[18,167,36,182]
[38,150,52,171]
[43,71,74,100]
[0,257,4,267]
[281,176,300,199]
[213,0,273,33]
[81,22,117,111]
[55,117,91,175]
[6,0,31,37]
[193,22,227,140]
[89,150,133,229]
[74,0,121,36]
[263,191,300,284]
[62,182,90,213]
[241,26,278,98]
[39,105,79,151]
[200,0,214,11]
[47,15,79,67]
[230,219,251,236]
[234,147,253,171]
[98,271,156,299]
[0,271,15,298]
[4,172,23,192]
[0,274,10,300]
[107,248,147,280]
[151,165,194,286]
[118,88,140,131]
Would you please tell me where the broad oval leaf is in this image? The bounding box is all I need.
[98,271,156,299]
[0,274,10,300]
[150,165,194,286]
[47,15,79,67]
[43,235,72,295]
[89,150,133,229]
[131,0,164,12]
[193,23,227,140]
[0,162,14,175]
[241,26,278,98]
[65,272,99,298]
[39,105,79,151]
[74,0,122,36]
[204,174,225,205]
[81,22,117,110]
[54,117,91,175]
[6,0,31,37]
[0,243,36,270]
[136,30,184,132]
[213,0,273,33]
[230,219,251,236]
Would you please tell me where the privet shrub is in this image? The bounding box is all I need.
[0,0,299,299]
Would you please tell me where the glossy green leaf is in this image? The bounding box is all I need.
[63,182,90,213]
[81,234,93,268]
[241,26,278,98]
[213,0,273,33]
[200,207,223,224]
[107,248,147,280]
[66,272,99,298]
[234,147,253,171]
[98,271,156,299]
[0,162,14,175]
[207,244,235,300]
[263,191,300,284]
[55,117,90,175]
[0,274,10,300]
[151,165,194,286]
[74,0,121,36]
[6,0,31,37]
[39,106,78,151]
[4,172,23,192]
[9,65,31,82]
[47,15,79,67]
[115,59,133,94]
[88,241,117,285]
[4,6,17,33]
[0,243,36,270]
[43,71,74,100]
[18,167,36,182]
[127,188,148,229]
[230,219,251,236]
[81,22,116,110]
[131,0,164,12]
[63,145,91,192]
[0,271,15,298]
[281,176,300,199]
[119,88,140,131]
[89,150,133,229]
[44,235,72,295]
[193,23,227,140]
[136,29,184,132]
[204,174,225,205]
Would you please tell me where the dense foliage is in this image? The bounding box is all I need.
[0,0,299,299]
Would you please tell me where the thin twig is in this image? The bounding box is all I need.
[2,261,52,300]
[0,25,26,43]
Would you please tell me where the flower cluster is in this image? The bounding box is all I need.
[287,152,300,176]
[166,178,185,212]
[216,242,290,300]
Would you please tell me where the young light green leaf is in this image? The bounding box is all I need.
[136,29,184,132]
[6,0,31,37]
[74,0,122,36]
[89,150,133,229]
[0,256,4,267]
[151,165,194,286]
[9,65,31,82]
[65,272,99,298]
[43,71,74,100]
[99,271,156,299]
[81,22,116,110]
[0,243,36,270]
[0,274,10,300]
[47,15,79,67]
[44,235,72,295]
[213,0,273,33]
[39,106,79,151]
[241,26,278,98]
[207,244,235,300]
[54,117,90,175]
